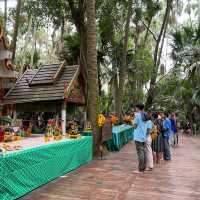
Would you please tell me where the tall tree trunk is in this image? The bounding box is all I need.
[188,108,194,134]
[143,16,153,46]
[97,61,101,97]
[107,80,113,115]
[116,0,133,120]
[128,0,142,107]
[21,15,33,74]
[198,0,200,26]
[61,18,65,42]
[4,0,7,36]
[114,74,119,115]
[51,26,58,49]
[157,13,170,68]
[12,0,22,62]
[86,0,99,154]
[145,0,172,108]
[134,0,140,51]
[30,25,36,68]
[67,0,89,122]
[67,0,88,77]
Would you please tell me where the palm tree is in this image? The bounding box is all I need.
[145,0,173,108]
[161,24,200,133]
[116,0,133,120]
[86,0,100,154]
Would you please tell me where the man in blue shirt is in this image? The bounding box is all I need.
[133,104,147,173]
[163,112,171,161]
[170,114,178,146]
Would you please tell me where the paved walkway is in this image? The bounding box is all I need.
[21,135,200,200]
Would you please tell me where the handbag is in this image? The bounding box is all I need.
[150,124,158,140]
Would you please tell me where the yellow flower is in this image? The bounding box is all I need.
[98,114,106,127]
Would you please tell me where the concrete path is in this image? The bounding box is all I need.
[21,135,200,200]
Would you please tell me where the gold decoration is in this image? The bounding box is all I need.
[98,114,106,127]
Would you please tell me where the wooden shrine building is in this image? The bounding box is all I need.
[3,62,86,134]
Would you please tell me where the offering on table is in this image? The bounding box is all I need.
[55,127,61,135]
[4,128,14,142]
[54,134,62,141]
[54,126,62,140]
[44,134,51,142]
[84,121,92,131]
[46,119,62,141]
[14,145,22,150]
[123,115,133,125]
[110,115,118,125]
[44,132,53,142]
[25,123,32,137]
[68,130,80,139]
[47,119,56,135]
[67,121,80,139]
[2,144,14,151]
[14,132,21,141]
[47,119,56,133]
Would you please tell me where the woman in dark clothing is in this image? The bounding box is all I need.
[151,113,164,164]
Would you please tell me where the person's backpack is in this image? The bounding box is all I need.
[141,112,148,122]
[150,123,158,140]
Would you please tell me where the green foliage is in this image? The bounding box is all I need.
[143,0,162,21]
[15,50,40,69]
[26,0,66,27]
[58,33,80,64]
[155,23,200,129]
[131,47,154,83]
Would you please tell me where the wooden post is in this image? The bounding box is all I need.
[83,111,87,121]
[56,114,59,127]
[13,110,17,120]
[61,101,67,135]
[13,106,17,124]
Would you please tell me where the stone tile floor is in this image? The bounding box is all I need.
[20,135,200,200]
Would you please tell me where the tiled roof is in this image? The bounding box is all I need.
[4,63,80,104]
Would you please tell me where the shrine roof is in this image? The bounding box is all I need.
[3,63,81,104]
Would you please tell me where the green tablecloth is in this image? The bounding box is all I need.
[111,125,133,150]
[0,136,93,200]
[82,124,133,151]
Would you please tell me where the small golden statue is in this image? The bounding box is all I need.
[67,121,80,139]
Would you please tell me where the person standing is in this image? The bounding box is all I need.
[146,111,154,170]
[133,104,147,173]
[170,114,178,147]
[174,113,179,145]
[151,112,164,164]
[169,114,175,147]
[163,112,171,161]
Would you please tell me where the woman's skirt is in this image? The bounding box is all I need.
[151,134,164,153]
